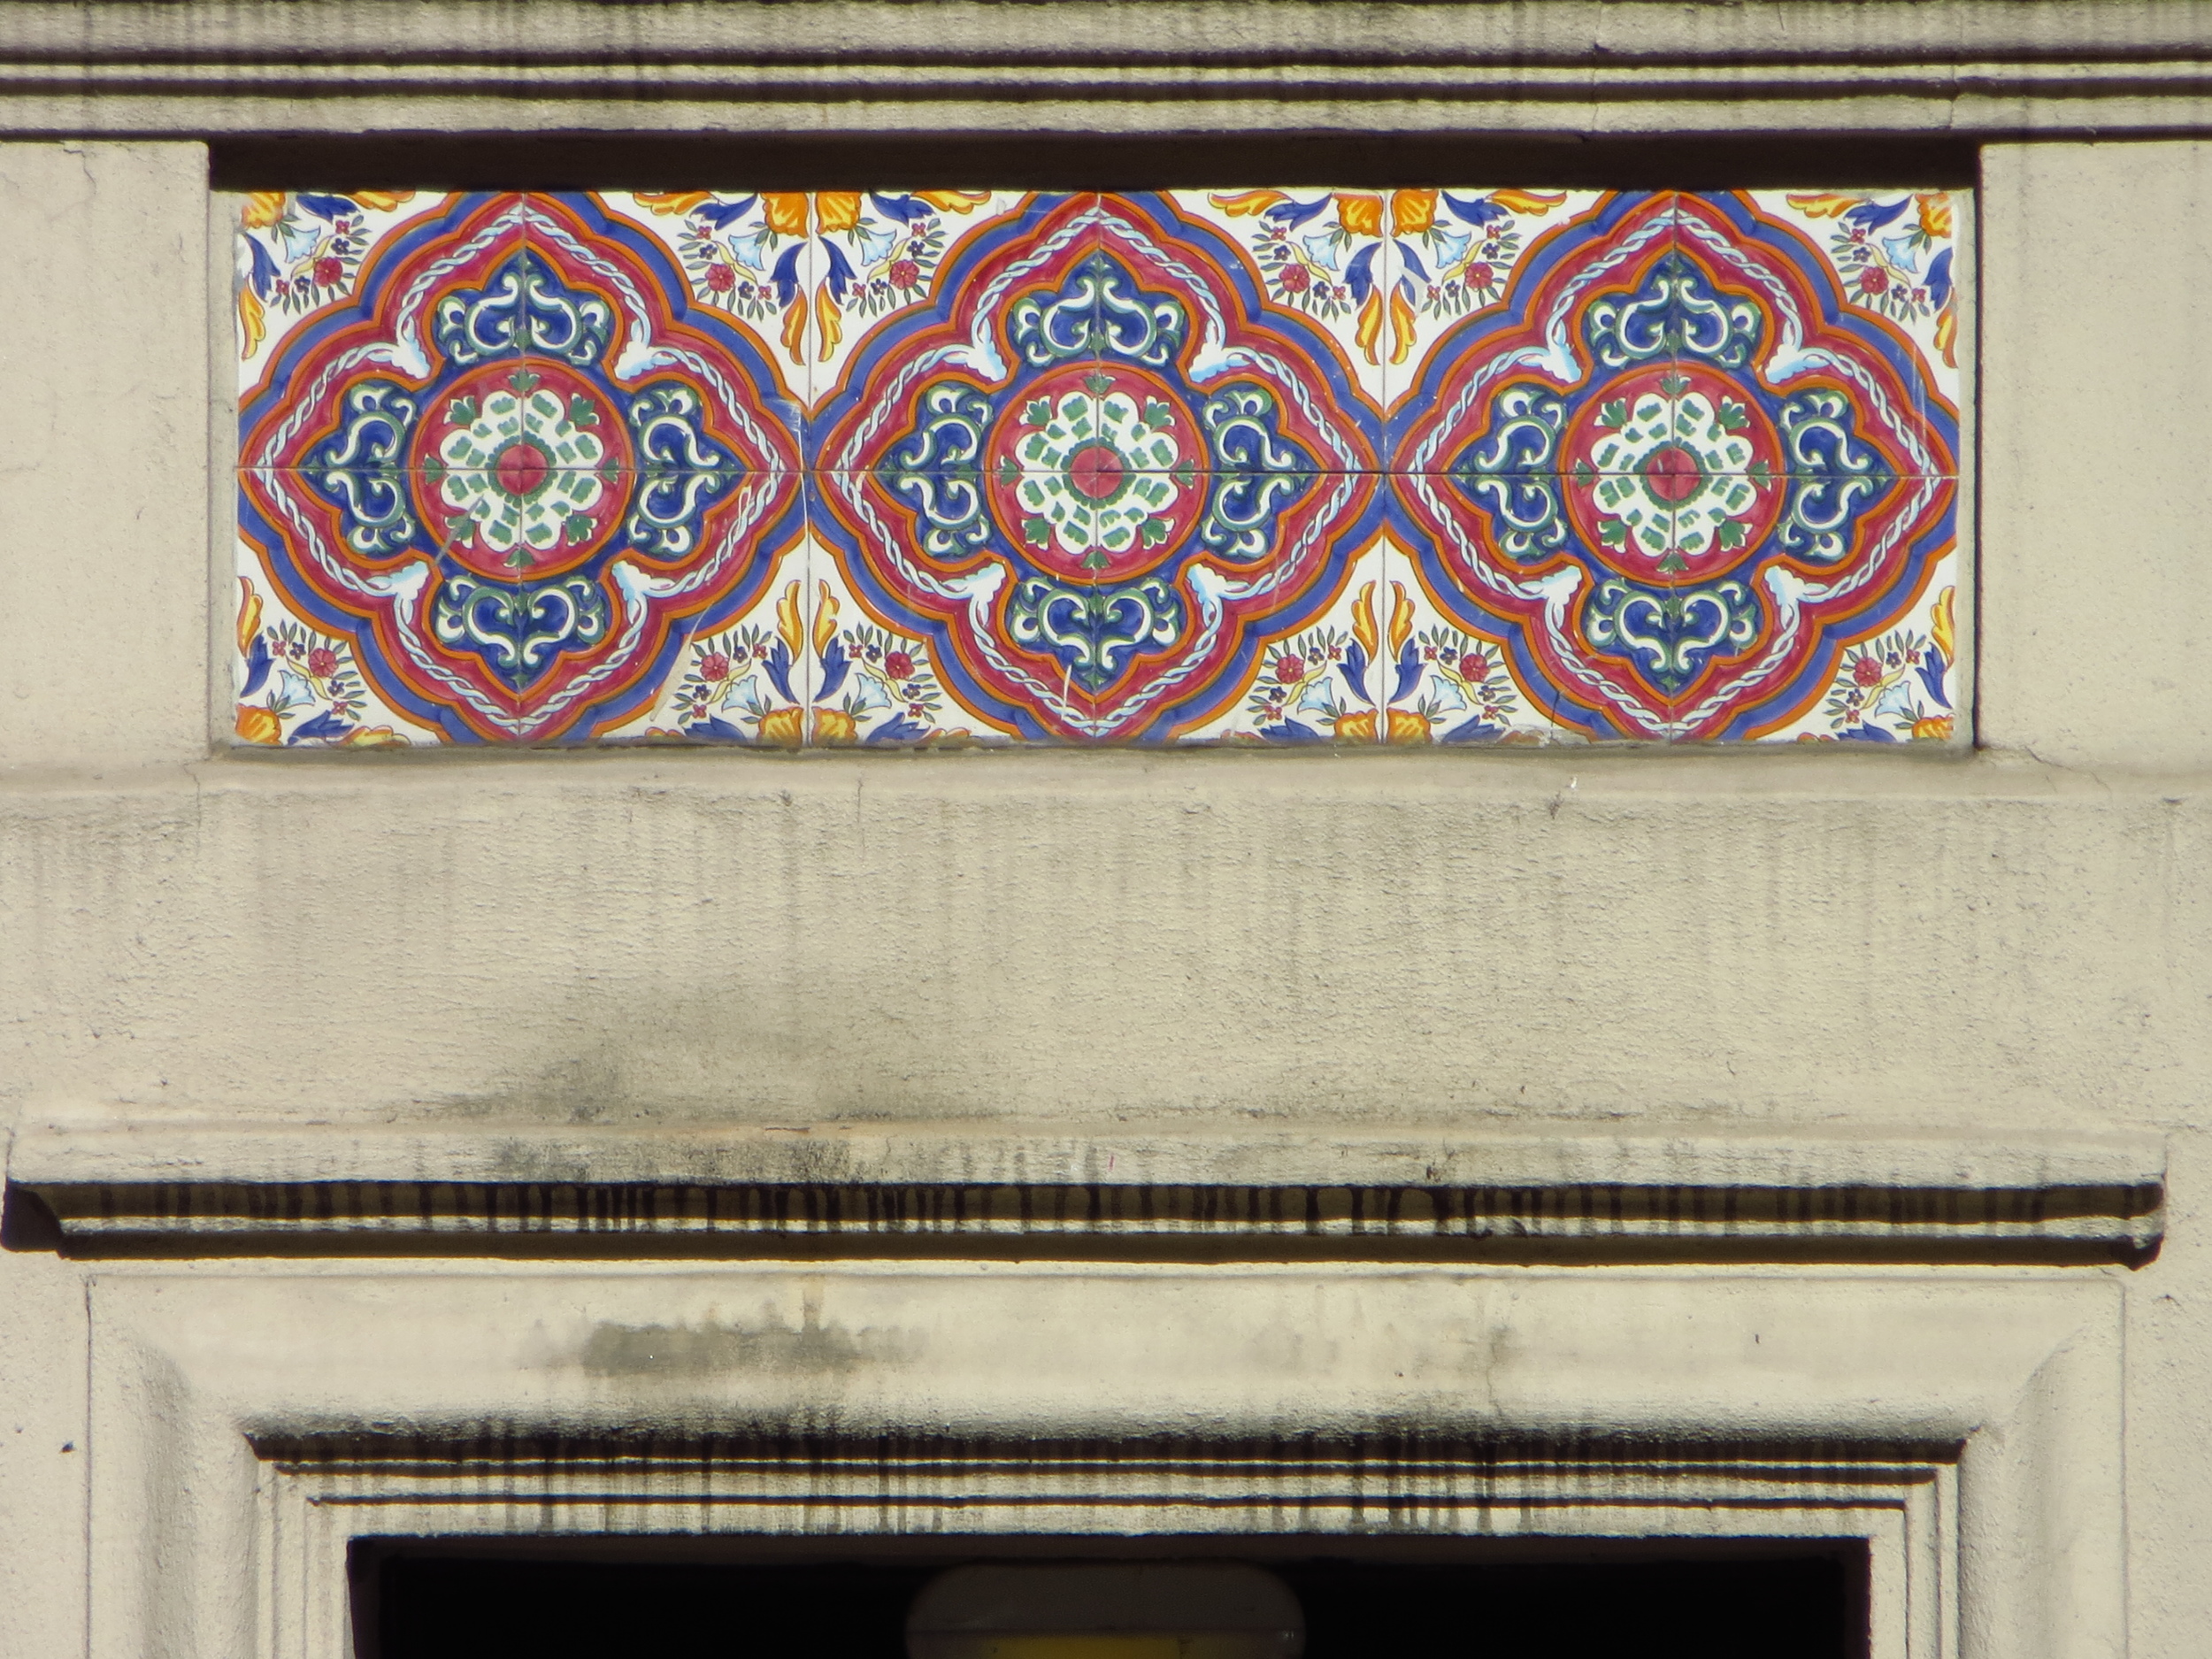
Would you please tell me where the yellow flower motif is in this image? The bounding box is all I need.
[1386,580,1414,656]
[1915,193,1953,239]
[810,581,841,658]
[237,283,266,358]
[1911,716,1955,741]
[235,577,264,654]
[1386,710,1430,744]
[774,580,805,659]
[1208,190,1289,218]
[635,191,714,217]
[1931,585,1955,666]
[1784,192,1864,219]
[1932,303,1957,370]
[1350,580,1380,660]
[1487,189,1566,217]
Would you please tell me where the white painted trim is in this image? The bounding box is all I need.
[86,1265,2121,1659]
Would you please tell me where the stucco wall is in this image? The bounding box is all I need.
[4,15,2212,1654]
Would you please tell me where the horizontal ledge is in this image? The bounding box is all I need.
[9,1123,2165,1257]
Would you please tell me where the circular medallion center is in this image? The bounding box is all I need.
[408,359,635,580]
[982,362,1206,580]
[1641,442,1703,504]
[1067,442,1127,502]
[1555,363,1787,578]
[494,439,554,502]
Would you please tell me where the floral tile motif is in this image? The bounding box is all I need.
[234,186,1966,747]
[1389,188,1962,743]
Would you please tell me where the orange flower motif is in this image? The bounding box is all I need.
[1333,194,1385,240]
[1915,193,1952,238]
[761,193,810,238]
[1911,716,1955,741]
[241,192,288,231]
[234,704,281,746]
[1334,710,1378,742]
[757,706,805,748]
[815,192,864,234]
[1386,709,1431,744]
[1389,190,1438,235]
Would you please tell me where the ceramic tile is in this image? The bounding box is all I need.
[1386,185,1965,746]
[808,471,1069,743]
[1757,555,1965,746]
[235,190,450,400]
[1375,534,1586,746]
[237,181,1966,748]
[230,515,443,749]
[1737,188,1964,419]
[1171,534,1392,746]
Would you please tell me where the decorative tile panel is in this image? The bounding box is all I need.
[234,188,1964,747]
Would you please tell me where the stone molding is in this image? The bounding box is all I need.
[12,1123,2166,1260]
[87,1265,2122,1659]
[1,2,2211,136]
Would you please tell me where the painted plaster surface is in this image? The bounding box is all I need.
[6,107,2212,1659]
[233,188,1962,746]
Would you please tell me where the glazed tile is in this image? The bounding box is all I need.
[1388,188,1662,468]
[1133,188,1394,424]
[1166,534,1394,746]
[236,181,1967,749]
[229,509,444,749]
[234,190,450,402]
[1376,535,1585,746]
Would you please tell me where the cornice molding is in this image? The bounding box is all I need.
[2,2,2212,137]
[9,1121,2166,1260]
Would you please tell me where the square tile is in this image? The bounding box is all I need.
[1169,534,1394,746]
[229,517,442,749]
[1376,535,1580,746]
[1387,188,1636,468]
[235,190,449,399]
[1138,188,1394,424]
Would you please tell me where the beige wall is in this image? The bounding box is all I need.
[2,79,2211,1659]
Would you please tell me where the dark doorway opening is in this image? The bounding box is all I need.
[366,1539,1864,1659]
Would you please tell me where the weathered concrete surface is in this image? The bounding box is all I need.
[1982,141,2212,770]
[5,2,2212,137]
[1,751,2207,1135]
[0,142,207,769]
[3,105,2212,1659]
